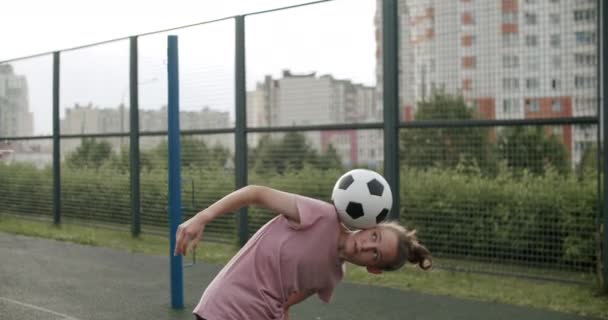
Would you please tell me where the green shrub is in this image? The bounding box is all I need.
[0,162,52,216]
[400,164,596,270]
[0,161,597,271]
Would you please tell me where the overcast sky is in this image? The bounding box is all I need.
[1,0,378,135]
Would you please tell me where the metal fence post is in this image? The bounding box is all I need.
[382,0,400,220]
[53,52,61,225]
[235,15,249,247]
[130,36,141,237]
[600,0,608,292]
[167,35,183,310]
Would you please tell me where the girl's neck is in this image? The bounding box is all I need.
[337,224,351,261]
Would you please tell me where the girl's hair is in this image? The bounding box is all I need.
[378,221,432,271]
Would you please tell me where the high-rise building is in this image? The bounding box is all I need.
[247,70,382,168]
[60,104,233,153]
[247,75,280,129]
[375,0,598,166]
[0,65,33,137]
[61,103,125,134]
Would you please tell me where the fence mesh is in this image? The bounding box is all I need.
[1,55,54,220]
[392,0,599,281]
[0,139,53,219]
[0,0,602,283]
[246,129,383,234]
[60,136,131,225]
[399,124,597,280]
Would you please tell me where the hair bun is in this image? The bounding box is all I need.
[420,258,433,270]
[409,243,433,270]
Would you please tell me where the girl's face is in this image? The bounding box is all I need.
[342,227,399,273]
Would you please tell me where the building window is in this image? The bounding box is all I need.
[550,34,561,48]
[462,12,475,25]
[575,97,596,113]
[524,12,537,25]
[503,55,519,68]
[462,56,477,69]
[552,100,562,112]
[525,35,538,47]
[525,78,540,90]
[526,55,541,70]
[503,34,519,47]
[503,12,517,24]
[574,75,596,89]
[552,127,562,136]
[575,31,596,45]
[503,98,521,114]
[462,35,476,46]
[552,55,562,69]
[575,53,596,67]
[574,9,596,22]
[503,78,520,91]
[550,79,561,90]
[525,99,540,112]
[549,13,560,24]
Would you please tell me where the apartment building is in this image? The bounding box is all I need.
[247,70,382,168]
[60,103,232,153]
[375,0,598,165]
[0,64,33,137]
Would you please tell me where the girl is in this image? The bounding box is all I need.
[174,185,432,320]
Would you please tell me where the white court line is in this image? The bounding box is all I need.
[0,296,81,320]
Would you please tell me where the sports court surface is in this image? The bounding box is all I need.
[0,232,599,320]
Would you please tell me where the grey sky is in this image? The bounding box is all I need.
[2,0,378,135]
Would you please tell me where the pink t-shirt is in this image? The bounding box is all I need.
[193,195,344,320]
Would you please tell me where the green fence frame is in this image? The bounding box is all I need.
[0,0,605,289]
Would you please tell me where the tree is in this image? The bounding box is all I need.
[281,132,318,172]
[400,92,495,173]
[251,132,342,175]
[209,143,231,168]
[65,138,113,169]
[153,137,231,170]
[497,126,569,175]
[577,144,597,178]
[318,144,343,171]
[250,135,283,175]
[108,145,155,173]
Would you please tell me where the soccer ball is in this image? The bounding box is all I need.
[331,169,393,229]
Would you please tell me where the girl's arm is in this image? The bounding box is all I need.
[174,185,300,256]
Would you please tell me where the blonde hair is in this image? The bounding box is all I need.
[378,221,432,271]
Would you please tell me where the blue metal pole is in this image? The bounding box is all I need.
[167,35,183,309]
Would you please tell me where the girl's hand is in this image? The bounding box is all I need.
[174,215,206,256]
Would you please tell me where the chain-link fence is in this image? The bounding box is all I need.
[0,0,604,285]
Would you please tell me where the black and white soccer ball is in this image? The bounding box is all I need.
[331,169,392,229]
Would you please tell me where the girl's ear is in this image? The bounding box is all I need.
[366,266,382,274]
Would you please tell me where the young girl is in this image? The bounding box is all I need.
[174,185,432,320]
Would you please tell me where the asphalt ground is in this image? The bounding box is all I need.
[0,232,599,320]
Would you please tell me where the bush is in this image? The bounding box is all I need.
[400,164,596,270]
[0,162,53,216]
[0,161,597,271]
